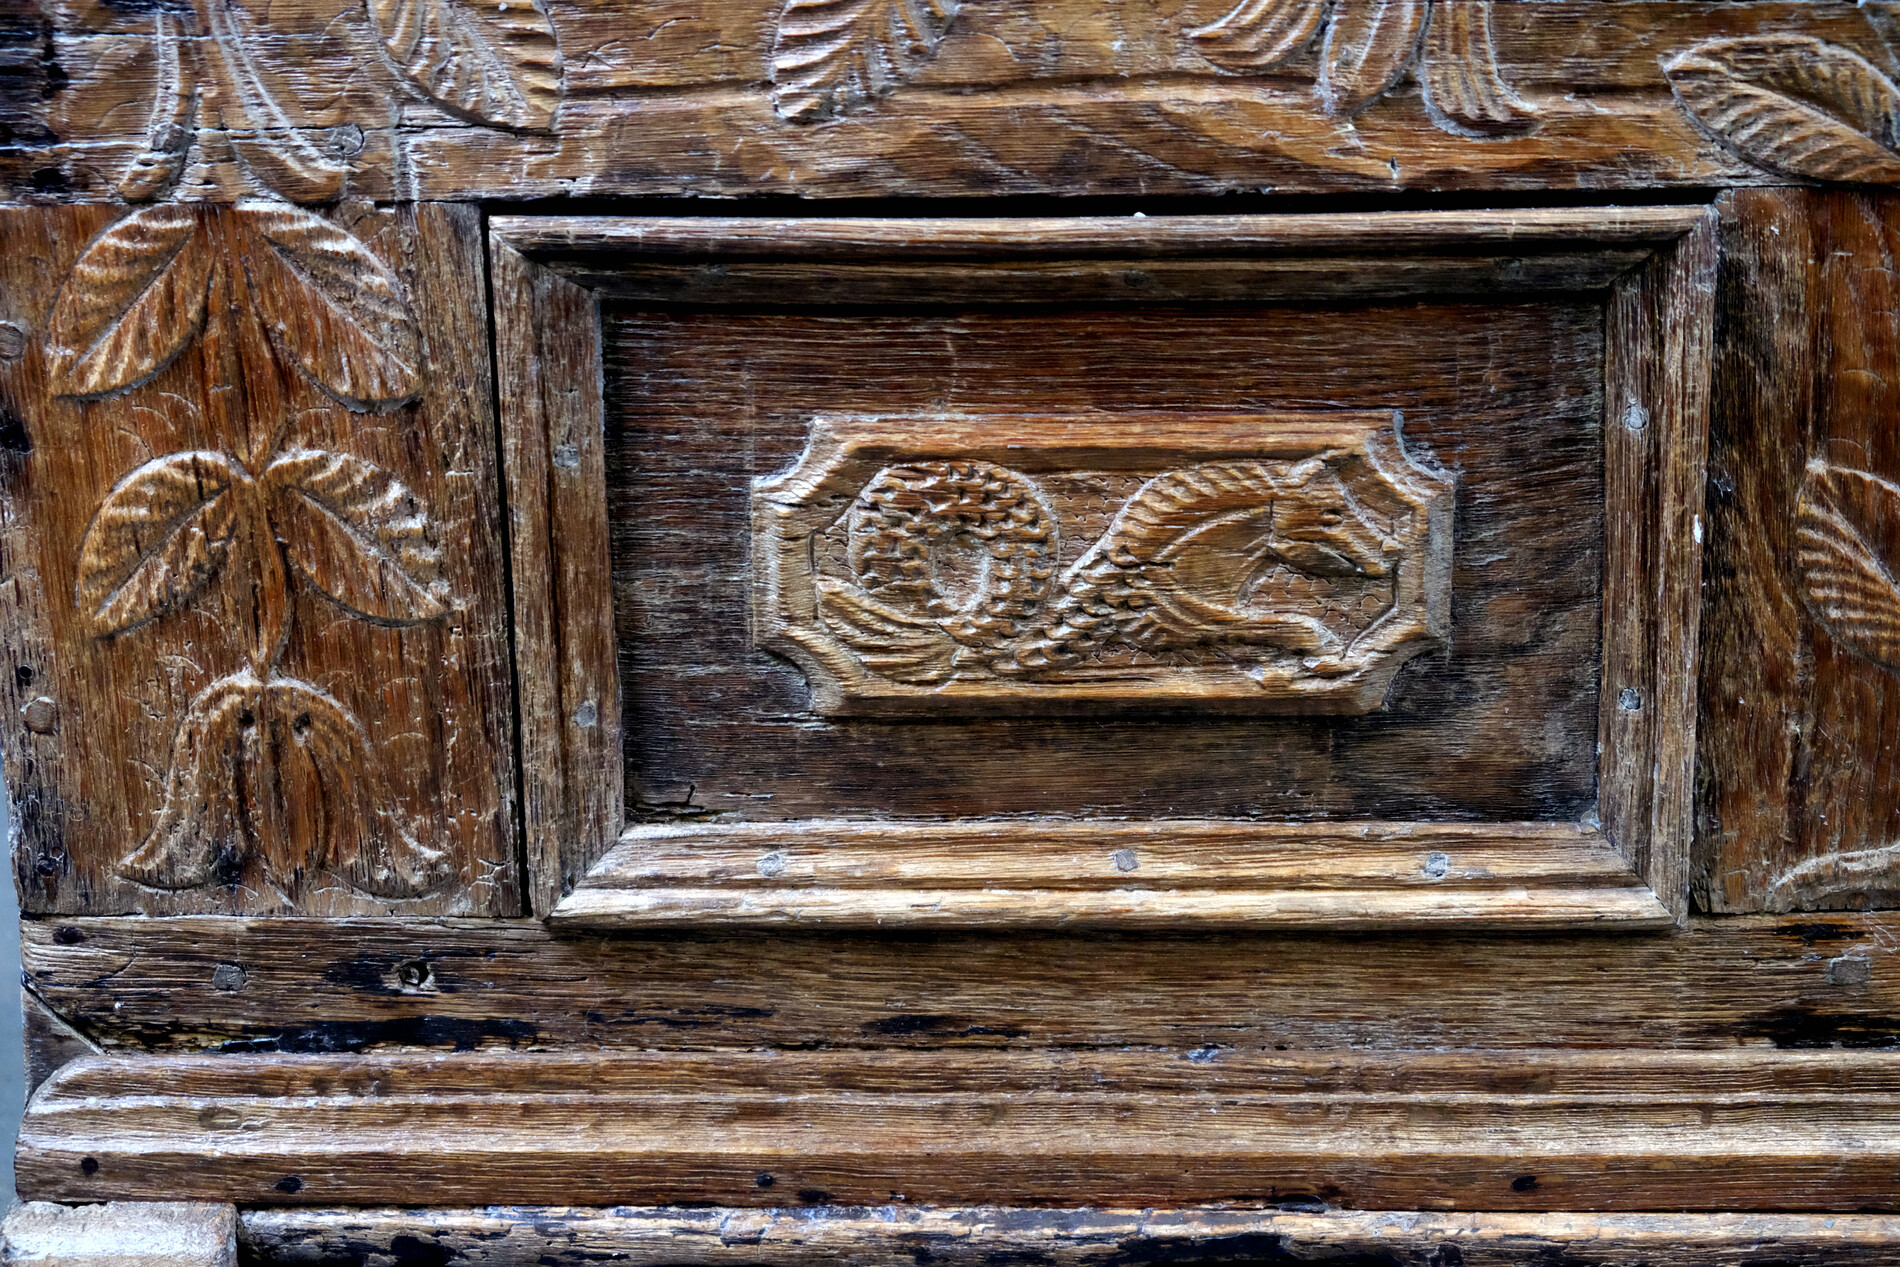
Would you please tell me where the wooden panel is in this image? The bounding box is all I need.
[237,1207,1900,1267]
[22,913,1900,1053]
[752,412,1454,716]
[1697,189,1900,912]
[0,204,518,915]
[21,1047,1900,1209]
[494,210,1710,928]
[20,2,1900,201]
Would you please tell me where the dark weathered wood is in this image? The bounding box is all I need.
[495,209,1708,928]
[236,1206,1900,1267]
[22,914,1900,1053]
[21,988,99,1097]
[490,236,623,916]
[19,3,1900,202]
[0,203,518,916]
[21,1047,1900,1209]
[1697,189,1900,912]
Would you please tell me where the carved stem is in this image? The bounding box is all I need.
[239,473,292,672]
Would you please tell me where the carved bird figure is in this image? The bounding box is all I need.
[1005,458,1400,674]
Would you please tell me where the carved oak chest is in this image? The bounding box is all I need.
[4,1,1900,1262]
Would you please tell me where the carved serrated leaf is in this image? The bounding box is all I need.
[117,670,262,890]
[1417,0,1537,137]
[237,205,423,410]
[264,676,450,897]
[1188,0,1329,74]
[817,578,959,684]
[770,0,959,123]
[118,12,199,202]
[1663,35,1900,183]
[369,0,562,130]
[201,0,348,201]
[1319,0,1427,117]
[265,448,448,625]
[1796,459,1900,670]
[76,451,241,636]
[47,205,215,399]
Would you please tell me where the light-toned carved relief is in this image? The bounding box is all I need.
[770,0,960,122]
[1664,34,1900,182]
[1762,458,1900,910]
[47,204,420,409]
[97,0,561,202]
[1187,0,1537,138]
[51,205,451,897]
[755,413,1453,714]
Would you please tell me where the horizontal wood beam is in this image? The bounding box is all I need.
[21,1048,1900,1209]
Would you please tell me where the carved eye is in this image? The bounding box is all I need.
[1319,507,1346,526]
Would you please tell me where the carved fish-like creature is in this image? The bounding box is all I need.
[1005,457,1400,674]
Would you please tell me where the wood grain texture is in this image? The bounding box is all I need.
[23,913,1900,1054]
[238,1207,1900,1267]
[1696,188,1900,912]
[22,1047,1900,1209]
[0,204,518,915]
[491,237,621,916]
[2,1201,235,1267]
[554,822,1669,930]
[496,209,1708,928]
[17,2,1900,201]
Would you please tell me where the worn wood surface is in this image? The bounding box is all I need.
[18,2,1900,202]
[21,1046,1900,1209]
[553,820,1670,931]
[21,914,1900,1054]
[1698,189,1900,912]
[491,234,621,915]
[0,203,518,916]
[237,1207,1900,1267]
[2,1201,235,1267]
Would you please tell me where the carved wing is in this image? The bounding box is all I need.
[47,205,215,399]
[1663,35,1900,183]
[237,206,424,410]
[1796,459,1900,671]
[76,451,242,636]
[117,671,262,890]
[264,677,451,898]
[264,448,449,626]
[770,0,960,122]
[368,0,563,130]
[1188,0,1329,73]
[1319,0,1428,118]
[817,578,960,683]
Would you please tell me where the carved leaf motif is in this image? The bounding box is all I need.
[770,0,960,123]
[263,676,450,898]
[264,448,448,625]
[47,205,215,399]
[1663,35,1900,183]
[369,0,562,130]
[1320,0,1428,117]
[118,12,199,202]
[1795,459,1900,670]
[817,578,959,684]
[237,205,423,410]
[76,451,242,636]
[1417,0,1536,137]
[1188,0,1330,73]
[201,0,349,201]
[117,671,262,890]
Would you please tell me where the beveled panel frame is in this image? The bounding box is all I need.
[489,208,1715,929]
